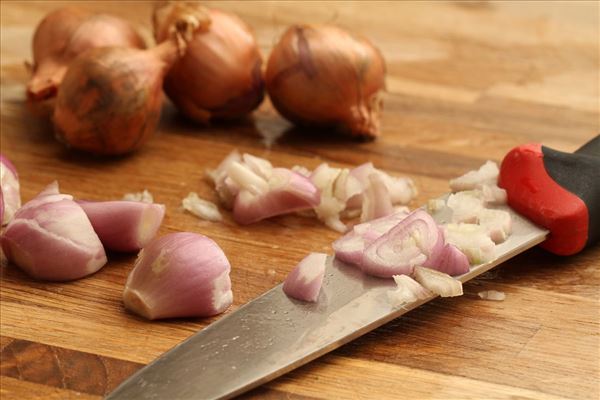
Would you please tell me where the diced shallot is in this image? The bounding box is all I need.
[443,223,496,265]
[182,192,222,222]
[78,200,165,252]
[387,275,432,307]
[360,173,394,222]
[423,242,470,276]
[361,210,441,278]
[283,252,327,302]
[232,167,320,224]
[478,290,506,301]
[122,189,154,204]
[447,191,484,223]
[1,182,107,281]
[123,232,233,320]
[477,208,512,243]
[0,154,21,226]
[449,160,499,192]
[412,266,463,297]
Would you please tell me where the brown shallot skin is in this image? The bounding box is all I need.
[153,3,264,123]
[27,7,145,103]
[266,25,386,139]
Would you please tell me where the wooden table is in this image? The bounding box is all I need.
[1,1,598,399]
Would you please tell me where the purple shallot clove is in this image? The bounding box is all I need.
[283,252,327,302]
[0,154,21,226]
[78,200,165,252]
[123,232,233,320]
[1,182,107,281]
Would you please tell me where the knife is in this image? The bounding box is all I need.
[106,135,599,400]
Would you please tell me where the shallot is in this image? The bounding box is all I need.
[387,275,431,307]
[0,154,21,226]
[182,192,222,222]
[154,3,264,122]
[27,7,145,102]
[123,190,154,204]
[443,223,496,265]
[1,182,107,281]
[53,9,210,155]
[412,266,463,297]
[449,160,507,204]
[266,24,386,138]
[478,290,506,301]
[123,232,233,320]
[283,253,327,302]
[78,200,165,252]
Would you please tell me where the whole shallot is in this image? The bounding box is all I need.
[266,24,386,138]
[153,2,264,123]
[27,7,145,103]
[53,9,210,155]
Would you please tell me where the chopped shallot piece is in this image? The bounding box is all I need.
[387,275,432,307]
[360,173,394,222]
[361,210,441,278]
[477,208,512,243]
[123,189,154,204]
[423,242,470,276]
[283,253,327,302]
[447,191,484,223]
[443,223,496,265]
[182,192,222,222]
[449,161,499,192]
[310,163,348,232]
[413,266,463,297]
[478,290,506,301]
[0,154,21,225]
[481,184,507,204]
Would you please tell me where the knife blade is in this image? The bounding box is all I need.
[106,136,598,400]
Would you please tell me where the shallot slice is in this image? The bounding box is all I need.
[387,275,432,307]
[182,192,222,222]
[123,232,233,320]
[78,200,165,252]
[232,167,320,224]
[361,210,440,278]
[423,243,470,276]
[1,182,107,281]
[412,266,463,297]
[0,154,21,225]
[443,223,496,265]
[360,173,394,223]
[283,253,327,302]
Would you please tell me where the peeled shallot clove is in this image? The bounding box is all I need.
[1,182,107,281]
[0,154,21,226]
[231,166,320,225]
[283,252,327,302]
[361,210,441,278]
[78,200,165,252]
[123,232,233,320]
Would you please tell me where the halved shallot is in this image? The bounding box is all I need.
[283,252,327,302]
[123,232,233,320]
[412,266,463,297]
[0,154,21,226]
[1,182,107,281]
[78,200,165,252]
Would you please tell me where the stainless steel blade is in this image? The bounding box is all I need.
[106,205,548,400]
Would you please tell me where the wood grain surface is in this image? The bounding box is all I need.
[1,1,599,399]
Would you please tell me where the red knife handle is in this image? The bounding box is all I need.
[499,135,600,255]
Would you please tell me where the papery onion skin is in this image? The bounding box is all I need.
[154,4,264,123]
[1,183,107,281]
[123,232,233,320]
[266,24,386,138]
[27,8,146,103]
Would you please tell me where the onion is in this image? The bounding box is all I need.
[478,290,506,301]
[27,7,145,103]
[387,275,431,307]
[0,154,21,226]
[449,161,499,192]
[361,210,441,278]
[447,191,484,223]
[477,208,512,244]
[78,200,165,252]
[1,182,107,281]
[53,10,210,155]
[153,2,264,123]
[423,242,470,276]
[443,223,496,265]
[122,190,154,204]
[265,24,386,138]
[412,266,463,297]
[123,232,233,320]
[182,192,222,222]
[360,173,394,222]
[283,253,327,302]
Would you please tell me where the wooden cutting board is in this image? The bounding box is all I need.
[1,1,598,399]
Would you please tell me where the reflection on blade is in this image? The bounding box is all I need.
[106,205,547,400]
